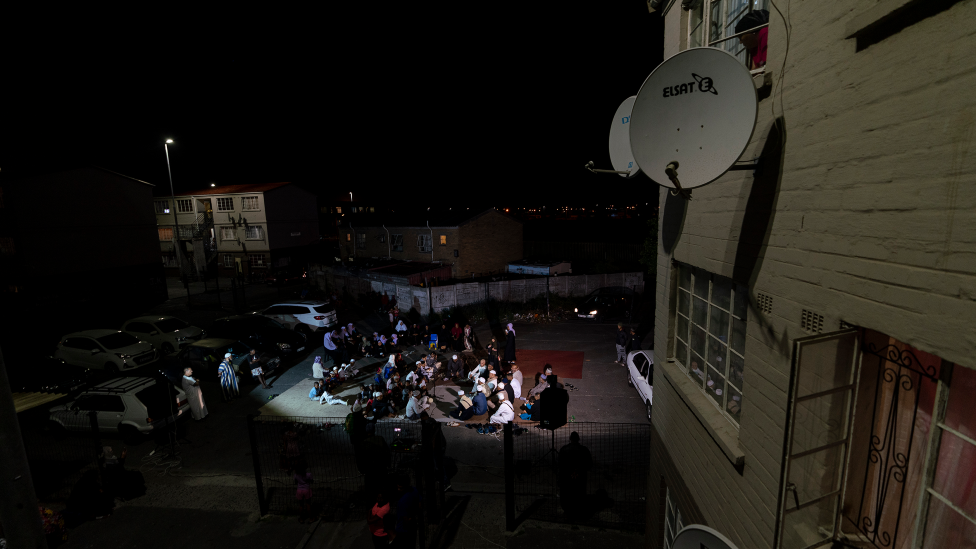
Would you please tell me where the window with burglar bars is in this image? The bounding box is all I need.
[249,254,265,267]
[158,228,173,241]
[689,0,768,68]
[216,197,234,211]
[241,196,259,210]
[418,234,432,253]
[245,226,264,240]
[176,198,193,213]
[356,233,366,249]
[221,227,235,241]
[391,234,403,252]
[664,487,684,549]
[154,200,169,214]
[674,263,746,426]
[223,254,234,268]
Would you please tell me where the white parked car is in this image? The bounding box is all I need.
[627,350,653,422]
[256,300,338,334]
[48,376,189,441]
[53,329,158,373]
[121,316,205,355]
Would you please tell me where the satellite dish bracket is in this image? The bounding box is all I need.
[585,161,631,176]
[665,162,693,201]
[726,156,763,175]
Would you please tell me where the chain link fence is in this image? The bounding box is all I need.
[508,422,651,531]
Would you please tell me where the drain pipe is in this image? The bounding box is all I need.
[350,222,355,261]
[383,225,391,258]
[427,221,434,263]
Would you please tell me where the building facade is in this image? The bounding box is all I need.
[338,208,523,279]
[155,182,319,279]
[648,2,976,549]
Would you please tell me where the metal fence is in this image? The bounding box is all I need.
[247,415,443,547]
[21,410,103,502]
[507,422,651,531]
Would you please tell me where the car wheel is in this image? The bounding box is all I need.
[646,401,653,423]
[118,425,142,444]
[105,363,119,374]
[161,343,175,355]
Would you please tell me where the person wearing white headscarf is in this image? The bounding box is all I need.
[395,320,408,333]
[312,356,326,379]
[504,323,517,364]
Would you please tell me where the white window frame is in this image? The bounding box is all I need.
[216,197,234,211]
[220,227,235,241]
[248,254,265,268]
[223,254,234,268]
[673,263,746,426]
[154,200,170,214]
[245,225,264,240]
[418,234,432,253]
[356,233,366,249]
[688,0,768,68]
[241,196,259,211]
[176,198,193,213]
[664,487,684,549]
[391,234,403,252]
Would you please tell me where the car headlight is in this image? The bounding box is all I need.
[278,343,291,350]
[589,310,598,315]
[574,307,578,312]
[115,353,130,359]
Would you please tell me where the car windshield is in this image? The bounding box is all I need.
[96,332,141,349]
[155,318,189,333]
[312,305,334,314]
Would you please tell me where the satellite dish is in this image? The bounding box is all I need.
[630,47,758,192]
[608,96,640,178]
[672,525,740,549]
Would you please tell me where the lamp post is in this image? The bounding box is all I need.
[164,139,184,283]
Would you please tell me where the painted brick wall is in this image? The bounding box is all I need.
[456,210,523,278]
[651,1,976,548]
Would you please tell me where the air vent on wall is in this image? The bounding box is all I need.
[757,293,773,314]
[801,310,824,334]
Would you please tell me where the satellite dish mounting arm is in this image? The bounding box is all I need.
[585,161,631,175]
[665,162,692,200]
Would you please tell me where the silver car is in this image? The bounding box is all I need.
[121,315,205,355]
[256,300,338,334]
[53,329,158,373]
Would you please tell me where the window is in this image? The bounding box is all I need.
[158,228,174,241]
[249,254,265,268]
[216,197,234,211]
[673,264,746,425]
[125,322,155,334]
[221,227,235,241]
[75,395,125,412]
[690,0,768,68]
[245,226,264,240]
[241,196,259,210]
[223,254,234,268]
[161,252,177,268]
[391,234,403,252]
[378,234,386,243]
[346,233,351,242]
[356,233,366,249]
[336,207,342,214]
[176,199,193,213]
[178,226,194,239]
[154,200,170,214]
[418,234,432,253]
[369,207,375,213]
[664,487,684,549]
[439,234,447,246]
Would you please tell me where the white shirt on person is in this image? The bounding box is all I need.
[490,400,515,424]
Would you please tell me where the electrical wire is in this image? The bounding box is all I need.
[459,520,507,549]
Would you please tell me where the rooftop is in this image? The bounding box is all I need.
[175,181,291,196]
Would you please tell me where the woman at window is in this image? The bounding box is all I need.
[736,9,769,70]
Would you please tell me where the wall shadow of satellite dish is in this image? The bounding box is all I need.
[732,117,786,287]
[661,190,687,255]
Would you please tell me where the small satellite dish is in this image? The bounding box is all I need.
[630,47,758,192]
[672,525,740,549]
[608,96,640,178]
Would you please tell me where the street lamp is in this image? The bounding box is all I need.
[164,139,181,273]
[349,191,353,201]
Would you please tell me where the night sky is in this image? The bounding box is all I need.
[2,5,663,207]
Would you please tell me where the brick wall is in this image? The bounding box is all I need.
[340,227,459,264]
[457,209,523,277]
[651,1,976,548]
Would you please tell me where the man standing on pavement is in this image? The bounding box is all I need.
[615,323,630,364]
[181,367,208,420]
[629,328,642,353]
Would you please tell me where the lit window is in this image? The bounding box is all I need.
[223,254,234,268]
[673,263,746,426]
[154,200,170,214]
[241,197,259,210]
[248,254,265,267]
[439,235,447,246]
[221,227,235,240]
[245,226,264,240]
[158,228,174,241]
[176,199,193,213]
[216,197,234,211]
[346,233,351,242]
[336,207,342,214]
